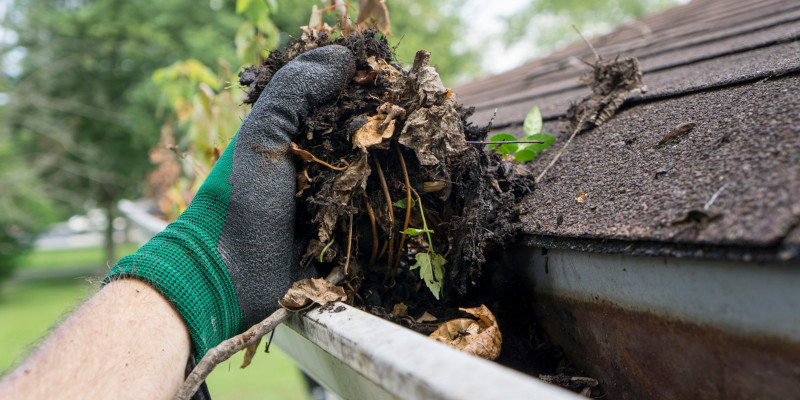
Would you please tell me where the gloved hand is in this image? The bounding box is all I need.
[105,45,355,358]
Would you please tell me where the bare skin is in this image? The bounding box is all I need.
[0,279,191,399]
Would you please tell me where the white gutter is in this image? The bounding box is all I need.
[274,303,582,400]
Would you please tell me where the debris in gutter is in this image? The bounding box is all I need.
[430,304,502,361]
[535,26,647,184]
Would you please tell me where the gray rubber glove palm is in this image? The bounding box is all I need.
[106,45,355,358]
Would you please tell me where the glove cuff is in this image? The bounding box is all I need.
[105,137,245,358]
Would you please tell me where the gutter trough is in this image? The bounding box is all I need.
[120,200,800,399]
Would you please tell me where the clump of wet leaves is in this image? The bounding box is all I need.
[239,30,534,320]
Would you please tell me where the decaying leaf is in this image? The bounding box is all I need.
[278,278,347,312]
[398,51,468,166]
[417,311,438,323]
[567,56,646,133]
[315,153,371,243]
[429,304,502,361]
[240,336,262,369]
[355,0,392,36]
[377,102,406,130]
[391,302,408,318]
[300,5,337,42]
[366,56,403,84]
[353,114,395,150]
[399,100,468,166]
[296,168,311,197]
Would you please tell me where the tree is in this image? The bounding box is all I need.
[1,0,243,267]
[503,0,678,53]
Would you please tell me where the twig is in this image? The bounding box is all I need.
[573,24,600,62]
[704,183,729,210]
[410,187,435,253]
[362,192,379,268]
[394,144,412,271]
[344,208,353,275]
[372,153,396,280]
[466,140,545,145]
[174,268,345,400]
[535,116,588,184]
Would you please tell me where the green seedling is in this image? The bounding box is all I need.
[488,106,556,162]
[396,194,445,299]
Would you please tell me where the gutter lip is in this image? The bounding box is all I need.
[275,303,583,400]
[523,234,800,263]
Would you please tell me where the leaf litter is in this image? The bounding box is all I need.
[239,29,634,397]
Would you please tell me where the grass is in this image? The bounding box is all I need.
[18,244,140,270]
[1,251,311,399]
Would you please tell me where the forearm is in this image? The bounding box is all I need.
[0,279,191,399]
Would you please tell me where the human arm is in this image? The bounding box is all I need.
[0,279,191,399]
[0,45,354,399]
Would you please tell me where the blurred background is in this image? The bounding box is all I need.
[0,0,680,398]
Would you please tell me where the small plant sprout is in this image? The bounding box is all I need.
[488,106,556,162]
[394,191,445,299]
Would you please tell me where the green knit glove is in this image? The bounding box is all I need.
[105,46,354,358]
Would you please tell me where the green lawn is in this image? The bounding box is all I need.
[18,244,140,270]
[1,249,311,399]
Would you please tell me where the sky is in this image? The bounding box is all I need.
[459,0,534,76]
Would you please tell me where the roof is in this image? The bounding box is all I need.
[455,0,800,261]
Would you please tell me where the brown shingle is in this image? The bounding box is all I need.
[455,0,800,260]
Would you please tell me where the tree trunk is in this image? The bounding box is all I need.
[104,195,116,271]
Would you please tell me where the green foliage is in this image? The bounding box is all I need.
[392,198,416,209]
[400,227,434,236]
[410,252,446,300]
[1,0,245,269]
[235,0,279,65]
[489,106,556,162]
[402,195,445,299]
[504,0,678,53]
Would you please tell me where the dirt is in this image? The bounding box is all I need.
[240,31,598,396]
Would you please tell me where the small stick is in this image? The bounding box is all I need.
[466,140,545,145]
[174,268,344,400]
[704,183,729,210]
[344,209,354,275]
[372,153,396,277]
[535,116,588,184]
[394,144,412,270]
[572,24,600,62]
[362,193,379,268]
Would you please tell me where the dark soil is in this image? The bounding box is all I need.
[240,31,598,396]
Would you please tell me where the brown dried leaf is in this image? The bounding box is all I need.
[366,56,403,84]
[399,98,468,166]
[352,114,394,150]
[391,303,408,318]
[296,168,311,197]
[576,191,587,203]
[240,336,262,369]
[353,69,378,85]
[568,57,646,132]
[355,0,392,36]
[417,311,438,323]
[429,304,502,360]
[278,278,347,312]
